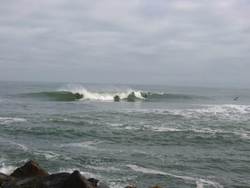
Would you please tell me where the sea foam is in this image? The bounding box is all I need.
[127,164,223,188]
[58,86,145,101]
[0,117,27,125]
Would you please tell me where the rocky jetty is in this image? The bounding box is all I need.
[0,160,160,188]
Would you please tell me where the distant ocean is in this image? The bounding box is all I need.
[0,81,249,188]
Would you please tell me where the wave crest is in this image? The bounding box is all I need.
[59,87,145,101]
[22,85,204,102]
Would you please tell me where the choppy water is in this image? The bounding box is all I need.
[0,81,250,188]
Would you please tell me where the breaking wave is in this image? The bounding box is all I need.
[22,86,201,102]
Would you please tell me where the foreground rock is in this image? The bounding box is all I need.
[0,160,161,188]
[0,173,13,186]
[0,161,97,188]
[10,160,49,178]
[62,170,94,188]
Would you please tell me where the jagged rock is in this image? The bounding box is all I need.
[114,95,120,102]
[62,170,94,188]
[1,176,40,188]
[42,173,71,188]
[124,185,136,188]
[0,173,13,186]
[10,160,49,178]
[127,92,136,102]
[88,178,99,187]
[2,172,84,188]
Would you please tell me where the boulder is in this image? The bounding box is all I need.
[140,92,148,98]
[42,172,70,188]
[75,93,84,100]
[0,173,13,186]
[10,160,49,178]
[113,95,120,102]
[1,172,111,188]
[150,186,161,188]
[62,170,94,188]
[124,185,136,188]
[1,176,40,188]
[127,92,136,102]
[88,178,99,187]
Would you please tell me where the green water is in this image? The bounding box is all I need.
[0,81,250,188]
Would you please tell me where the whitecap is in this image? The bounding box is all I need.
[33,150,60,160]
[85,165,121,172]
[0,117,27,124]
[127,164,223,188]
[173,104,250,119]
[0,163,16,174]
[59,140,102,150]
[58,86,145,101]
[14,143,29,151]
[152,127,182,132]
[109,182,130,188]
[0,139,29,151]
[107,123,124,127]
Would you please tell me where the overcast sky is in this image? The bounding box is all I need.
[0,0,250,87]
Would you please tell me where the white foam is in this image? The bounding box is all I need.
[147,104,250,121]
[34,150,60,160]
[127,164,223,188]
[0,117,27,124]
[0,139,29,151]
[14,143,29,151]
[108,123,124,127]
[109,182,130,188]
[58,86,145,101]
[0,163,16,174]
[59,140,102,150]
[86,165,121,172]
[152,127,182,132]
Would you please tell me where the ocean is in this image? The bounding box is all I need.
[0,81,249,188]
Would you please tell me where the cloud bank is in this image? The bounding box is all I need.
[0,0,250,87]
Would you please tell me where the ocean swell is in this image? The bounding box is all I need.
[22,85,203,102]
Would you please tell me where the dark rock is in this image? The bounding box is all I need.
[2,173,71,188]
[75,93,84,99]
[62,170,94,188]
[10,160,49,178]
[42,173,70,188]
[127,92,136,102]
[140,92,148,98]
[88,178,99,187]
[124,185,136,188]
[0,173,13,186]
[1,177,40,188]
[150,186,161,188]
[113,95,120,102]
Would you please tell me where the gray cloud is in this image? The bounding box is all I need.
[0,0,250,87]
